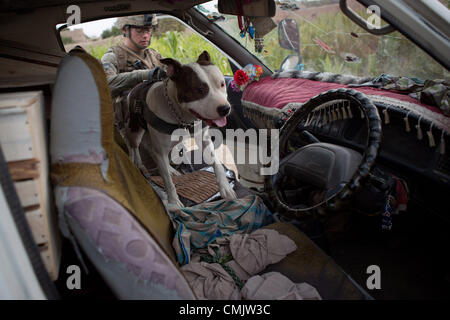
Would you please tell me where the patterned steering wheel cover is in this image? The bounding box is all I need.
[265,88,383,219]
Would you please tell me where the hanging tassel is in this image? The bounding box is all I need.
[416,117,423,140]
[404,113,411,132]
[332,108,337,121]
[328,109,332,122]
[305,113,311,127]
[427,124,436,148]
[323,109,328,126]
[360,108,365,119]
[314,111,320,127]
[308,112,315,126]
[336,105,342,120]
[383,108,390,125]
[440,130,446,155]
[347,102,353,119]
[342,103,348,119]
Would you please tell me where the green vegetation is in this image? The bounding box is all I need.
[62,36,74,45]
[101,26,122,39]
[154,18,187,37]
[215,8,448,80]
[86,10,448,80]
[152,31,233,75]
[88,31,233,75]
[89,43,110,61]
[253,11,449,80]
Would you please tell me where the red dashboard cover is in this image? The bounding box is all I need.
[242,77,442,114]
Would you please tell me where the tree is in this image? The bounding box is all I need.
[101,26,122,39]
[62,36,74,44]
[154,17,186,37]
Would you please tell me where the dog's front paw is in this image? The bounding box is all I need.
[220,184,237,201]
[168,165,181,176]
[168,195,184,208]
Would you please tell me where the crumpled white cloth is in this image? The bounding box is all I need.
[242,272,322,300]
[229,228,297,276]
[182,228,313,300]
[181,262,241,300]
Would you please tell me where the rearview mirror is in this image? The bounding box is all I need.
[278,19,302,72]
[278,18,300,52]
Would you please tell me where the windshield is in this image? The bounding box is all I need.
[196,0,449,80]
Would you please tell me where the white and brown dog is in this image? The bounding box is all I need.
[126,51,237,207]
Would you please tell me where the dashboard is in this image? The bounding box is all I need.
[224,77,450,219]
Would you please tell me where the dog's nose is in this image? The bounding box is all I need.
[217,105,231,117]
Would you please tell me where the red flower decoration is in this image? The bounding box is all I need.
[234,70,249,86]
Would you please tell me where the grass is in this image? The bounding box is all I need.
[215,9,448,80]
[89,44,109,60]
[88,32,233,76]
[262,11,449,80]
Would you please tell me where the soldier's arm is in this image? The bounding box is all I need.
[101,52,149,97]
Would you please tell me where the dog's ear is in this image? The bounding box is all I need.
[197,51,211,64]
[160,58,183,80]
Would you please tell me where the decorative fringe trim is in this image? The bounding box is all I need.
[404,112,411,132]
[342,104,348,119]
[368,95,450,134]
[383,108,390,125]
[332,108,337,121]
[240,94,450,150]
[427,123,436,147]
[416,117,423,140]
[305,113,311,126]
[336,106,342,120]
[347,104,353,118]
[323,110,328,125]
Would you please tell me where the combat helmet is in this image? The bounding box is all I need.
[116,14,156,29]
[116,14,157,49]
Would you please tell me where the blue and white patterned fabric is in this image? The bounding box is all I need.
[168,195,273,265]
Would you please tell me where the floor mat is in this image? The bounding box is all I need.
[150,170,223,204]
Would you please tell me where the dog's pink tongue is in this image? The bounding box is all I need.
[212,117,227,127]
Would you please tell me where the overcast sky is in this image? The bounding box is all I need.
[68,18,117,38]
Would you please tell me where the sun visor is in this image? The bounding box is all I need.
[249,16,277,38]
[218,0,276,17]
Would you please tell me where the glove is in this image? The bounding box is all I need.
[148,67,167,82]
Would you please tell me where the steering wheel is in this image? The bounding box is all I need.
[265,88,382,219]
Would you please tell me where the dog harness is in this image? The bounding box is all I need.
[128,80,197,135]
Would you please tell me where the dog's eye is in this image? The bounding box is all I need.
[198,88,205,94]
[220,81,225,88]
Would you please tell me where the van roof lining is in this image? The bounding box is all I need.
[0,0,210,13]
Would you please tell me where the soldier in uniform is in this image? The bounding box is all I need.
[101,14,166,134]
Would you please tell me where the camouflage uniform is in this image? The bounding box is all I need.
[101,14,165,131]
[102,45,163,97]
[102,45,164,131]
